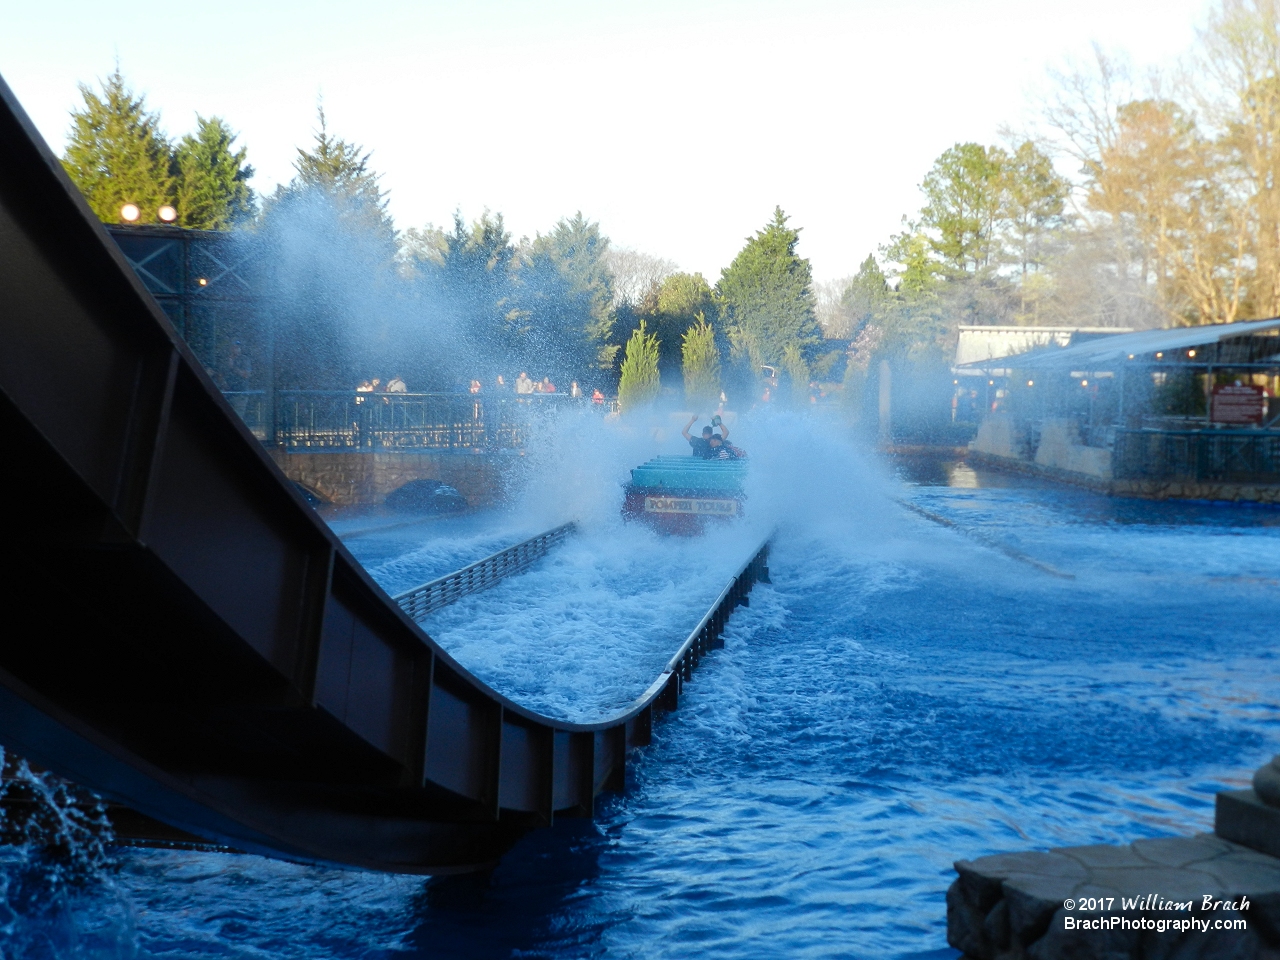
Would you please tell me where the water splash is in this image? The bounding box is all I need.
[0,748,133,959]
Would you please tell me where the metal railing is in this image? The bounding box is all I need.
[394,523,577,621]
[222,391,268,440]
[627,535,772,715]
[1113,429,1280,482]
[272,391,610,451]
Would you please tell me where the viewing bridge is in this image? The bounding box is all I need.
[0,76,769,873]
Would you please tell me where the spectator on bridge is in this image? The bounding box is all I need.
[495,375,509,392]
[385,375,407,394]
[469,379,482,394]
[570,381,582,398]
[591,389,604,404]
[356,378,380,393]
[541,377,557,393]
[515,372,534,394]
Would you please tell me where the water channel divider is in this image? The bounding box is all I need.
[393,522,577,621]
[894,498,1075,579]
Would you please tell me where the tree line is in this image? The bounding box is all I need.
[61,70,836,406]
[823,0,1280,398]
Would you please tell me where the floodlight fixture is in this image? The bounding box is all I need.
[198,278,208,286]
[158,205,177,223]
[1187,349,1197,357]
[120,203,140,222]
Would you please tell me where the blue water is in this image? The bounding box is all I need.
[5,452,1279,959]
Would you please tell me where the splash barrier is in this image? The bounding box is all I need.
[0,74,771,872]
[394,523,577,621]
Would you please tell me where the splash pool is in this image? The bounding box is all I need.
[3,452,1278,959]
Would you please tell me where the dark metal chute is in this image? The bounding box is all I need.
[0,73,770,873]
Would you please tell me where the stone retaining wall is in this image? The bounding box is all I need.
[268,450,518,506]
[968,450,1280,505]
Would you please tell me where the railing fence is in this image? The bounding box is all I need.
[270,391,612,452]
[394,523,577,622]
[1113,429,1280,483]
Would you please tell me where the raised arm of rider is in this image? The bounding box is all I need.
[681,415,697,441]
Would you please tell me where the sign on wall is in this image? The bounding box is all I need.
[1211,383,1267,425]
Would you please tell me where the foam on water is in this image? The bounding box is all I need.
[3,409,1278,958]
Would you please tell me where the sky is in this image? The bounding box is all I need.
[0,0,1211,285]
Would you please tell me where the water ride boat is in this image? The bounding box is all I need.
[622,455,748,535]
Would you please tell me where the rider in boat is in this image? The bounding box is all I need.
[682,415,715,458]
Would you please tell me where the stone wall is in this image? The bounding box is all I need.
[268,450,518,506]
[968,449,1280,505]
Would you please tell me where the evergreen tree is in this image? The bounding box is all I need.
[715,207,821,370]
[62,68,175,223]
[269,105,396,255]
[524,213,617,372]
[261,108,397,388]
[647,272,714,375]
[780,342,810,407]
[681,313,721,406]
[840,254,892,338]
[658,271,714,317]
[174,116,254,229]
[919,143,1007,274]
[1000,140,1069,277]
[433,210,520,367]
[618,320,661,411]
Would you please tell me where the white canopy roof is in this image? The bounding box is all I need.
[958,317,1280,371]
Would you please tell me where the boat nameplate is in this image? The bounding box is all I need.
[644,497,738,516]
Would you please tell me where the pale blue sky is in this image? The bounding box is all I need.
[1,0,1209,283]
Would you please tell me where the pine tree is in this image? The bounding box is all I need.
[715,207,821,370]
[62,68,175,223]
[618,320,661,411]
[647,272,714,374]
[261,107,397,389]
[524,212,616,372]
[436,210,520,368]
[919,143,1007,274]
[681,314,721,406]
[780,343,810,407]
[174,116,254,229]
[840,254,892,338]
[268,105,396,255]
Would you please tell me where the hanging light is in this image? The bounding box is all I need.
[1027,380,1034,387]
[1187,349,1197,358]
[1082,379,1089,387]
[158,204,177,223]
[120,203,140,222]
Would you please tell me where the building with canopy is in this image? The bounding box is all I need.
[961,318,1280,495]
